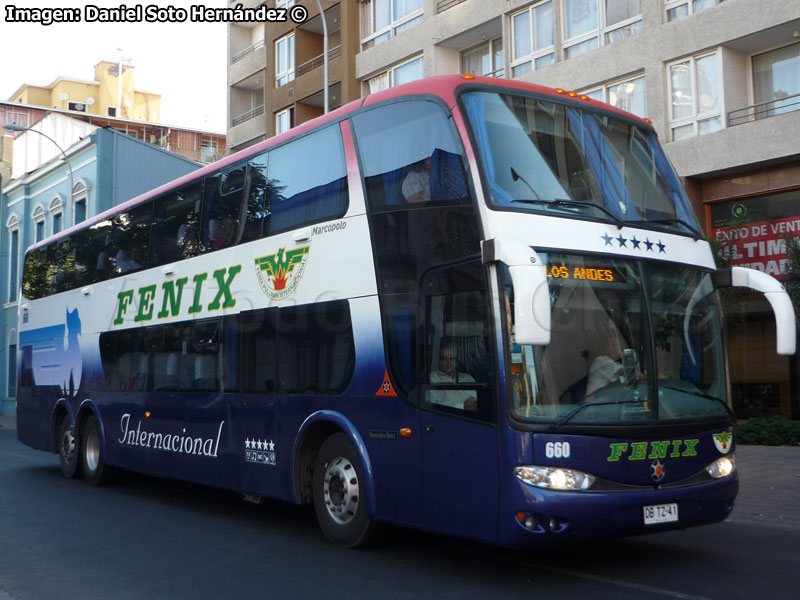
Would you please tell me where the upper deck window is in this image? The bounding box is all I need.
[462,90,700,236]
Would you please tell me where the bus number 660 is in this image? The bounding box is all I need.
[545,441,571,459]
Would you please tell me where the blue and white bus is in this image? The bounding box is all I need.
[17,76,796,548]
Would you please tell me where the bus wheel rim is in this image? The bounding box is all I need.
[85,429,100,473]
[61,427,77,464]
[322,457,359,525]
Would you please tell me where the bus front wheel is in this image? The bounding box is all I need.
[312,433,378,548]
[57,416,81,479]
[81,414,113,485]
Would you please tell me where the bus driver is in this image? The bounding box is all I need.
[429,340,478,412]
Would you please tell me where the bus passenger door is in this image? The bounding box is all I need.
[419,261,499,543]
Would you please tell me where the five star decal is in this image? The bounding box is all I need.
[602,232,666,254]
[245,438,277,466]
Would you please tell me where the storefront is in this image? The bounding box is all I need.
[701,171,800,419]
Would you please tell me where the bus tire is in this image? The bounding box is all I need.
[80,414,113,485]
[313,433,379,548]
[57,416,82,479]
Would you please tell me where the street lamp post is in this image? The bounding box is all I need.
[315,0,329,114]
[3,123,75,204]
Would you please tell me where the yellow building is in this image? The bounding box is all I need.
[7,60,161,122]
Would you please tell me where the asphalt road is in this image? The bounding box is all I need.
[0,423,797,600]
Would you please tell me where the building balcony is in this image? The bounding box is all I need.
[228,105,266,149]
[728,92,800,127]
[436,0,468,14]
[229,40,266,86]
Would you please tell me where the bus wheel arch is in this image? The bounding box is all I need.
[52,402,81,479]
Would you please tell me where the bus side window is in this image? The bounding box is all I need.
[421,260,494,422]
[150,182,203,266]
[202,165,248,253]
[241,153,269,244]
[264,125,348,237]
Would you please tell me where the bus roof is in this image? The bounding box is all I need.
[28,75,652,254]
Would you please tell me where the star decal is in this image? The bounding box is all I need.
[657,240,666,254]
[644,238,654,252]
[245,439,252,449]
[616,235,628,248]
[631,236,641,249]
[601,232,614,246]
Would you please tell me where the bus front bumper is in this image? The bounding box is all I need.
[498,473,738,548]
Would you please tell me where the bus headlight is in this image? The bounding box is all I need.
[706,455,735,478]
[514,466,595,490]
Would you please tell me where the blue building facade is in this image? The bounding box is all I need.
[1,125,200,416]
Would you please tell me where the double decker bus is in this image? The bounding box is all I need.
[16,76,795,548]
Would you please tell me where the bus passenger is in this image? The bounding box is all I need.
[585,336,625,397]
[402,157,431,203]
[429,340,478,412]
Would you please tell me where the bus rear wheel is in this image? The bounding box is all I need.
[81,414,113,485]
[313,433,379,548]
[57,416,81,479]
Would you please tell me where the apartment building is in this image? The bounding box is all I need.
[231,0,800,418]
[228,0,362,153]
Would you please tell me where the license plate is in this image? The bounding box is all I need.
[643,503,679,525]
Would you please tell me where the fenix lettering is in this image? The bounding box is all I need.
[113,266,241,325]
[607,439,699,461]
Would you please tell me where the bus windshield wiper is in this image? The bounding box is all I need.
[644,218,703,241]
[658,385,735,419]
[549,398,646,430]
[510,197,625,229]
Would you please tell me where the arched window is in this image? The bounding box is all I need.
[6,214,20,303]
[50,194,64,235]
[32,204,46,243]
[72,179,90,225]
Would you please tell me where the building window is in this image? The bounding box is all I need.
[753,41,800,119]
[276,33,295,87]
[68,101,87,112]
[276,0,296,7]
[563,0,643,59]
[669,50,722,141]
[7,342,16,398]
[107,107,117,117]
[367,55,424,94]
[276,107,295,134]
[360,0,424,50]
[462,38,504,78]
[510,1,553,77]
[201,140,218,163]
[72,181,88,225]
[8,220,20,303]
[581,73,647,118]
[33,205,46,243]
[665,0,719,22]
[50,195,64,235]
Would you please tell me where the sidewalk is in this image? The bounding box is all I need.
[1,413,796,529]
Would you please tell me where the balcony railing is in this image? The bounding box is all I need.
[728,92,800,127]
[232,39,265,64]
[296,45,342,77]
[232,104,264,127]
[437,0,468,13]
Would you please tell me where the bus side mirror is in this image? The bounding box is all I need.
[713,266,797,355]
[483,238,551,346]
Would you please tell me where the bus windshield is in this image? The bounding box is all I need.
[463,91,701,237]
[504,254,728,424]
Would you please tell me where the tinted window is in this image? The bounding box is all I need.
[277,300,355,394]
[111,203,152,274]
[352,100,470,209]
[202,167,246,252]
[238,308,278,393]
[150,182,203,266]
[264,125,348,235]
[22,248,49,300]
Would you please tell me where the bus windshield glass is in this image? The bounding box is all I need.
[462,91,700,236]
[504,254,728,424]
